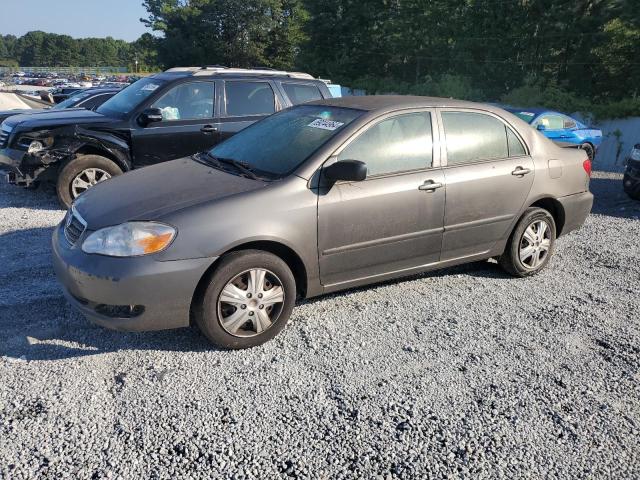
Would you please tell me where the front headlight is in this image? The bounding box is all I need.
[81,222,176,257]
[19,135,53,152]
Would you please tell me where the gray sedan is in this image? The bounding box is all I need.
[52,96,593,349]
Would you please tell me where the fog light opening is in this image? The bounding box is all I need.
[94,304,145,319]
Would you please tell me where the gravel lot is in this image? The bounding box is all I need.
[0,171,639,479]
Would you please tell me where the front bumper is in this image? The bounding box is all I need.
[52,222,217,331]
[556,191,593,236]
[0,147,26,175]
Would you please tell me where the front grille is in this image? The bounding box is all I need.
[0,128,10,149]
[63,208,87,245]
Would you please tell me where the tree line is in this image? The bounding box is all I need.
[2,0,638,117]
[0,31,157,71]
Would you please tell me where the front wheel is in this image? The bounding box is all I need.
[195,250,296,349]
[499,207,556,277]
[56,154,123,208]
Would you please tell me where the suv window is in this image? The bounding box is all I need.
[338,112,433,176]
[225,81,275,116]
[282,83,323,105]
[563,116,577,129]
[442,112,511,165]
[97,77,167,118]
[151,81,214,121]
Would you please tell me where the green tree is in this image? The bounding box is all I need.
[142,0,308,69]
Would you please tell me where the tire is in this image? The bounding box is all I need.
[580,142,595,162]
[56,154,123,208]
[195,250,296,349]
[623,174,640,200]
[499,207,556,278]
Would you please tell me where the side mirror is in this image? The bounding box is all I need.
[138,107,163,126]
[536,124,546,131]
[323,160,367,182]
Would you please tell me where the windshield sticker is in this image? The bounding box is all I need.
[307,118,344,131]
[141,83,160,92]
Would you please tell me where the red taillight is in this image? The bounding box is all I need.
[583,159,592,177]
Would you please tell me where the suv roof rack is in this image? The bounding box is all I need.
[164,66,315,80]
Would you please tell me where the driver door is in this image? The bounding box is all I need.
[131,80,220,167]
[317,110,445,287]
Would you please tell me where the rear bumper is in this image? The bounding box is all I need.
[52,222,216,331]
[557,191,593,236]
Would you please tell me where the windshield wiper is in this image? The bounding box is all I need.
[207,154,259,180]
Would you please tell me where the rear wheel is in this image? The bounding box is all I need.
[195,250,296,349]
[580,142,595,162]
[56,154,122,208]
[499,207,556,277]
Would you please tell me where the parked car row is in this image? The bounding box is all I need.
[0,66,601,348]
[0,66,332,207]
[0,88,120,125]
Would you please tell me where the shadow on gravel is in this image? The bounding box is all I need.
[0,225,217,361]
[590,177,640,220]
[0,183,63,211]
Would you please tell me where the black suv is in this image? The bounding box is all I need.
[0,67,331,207]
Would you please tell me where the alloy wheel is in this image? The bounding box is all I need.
[71,168,111,198]
[519,220,551,269]
[217,268,285,337]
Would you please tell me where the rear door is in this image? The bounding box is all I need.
[217,80,280,142]
[317,109,445,287]
[131,80,219,166]
[438,109,534,261]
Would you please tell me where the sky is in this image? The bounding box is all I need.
[0,0,150,41]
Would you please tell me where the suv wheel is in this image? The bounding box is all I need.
[499,207,556,277]
[195,250,296,349]
[57,154,123,208]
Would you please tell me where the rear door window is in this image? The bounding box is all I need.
[225,81,276,116]
[442,111,524,165]
[338,112,433,176]
[282,83,323,105]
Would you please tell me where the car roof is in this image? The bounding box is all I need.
[159,66,319,82]
[307,95,501,113]
[504,107,568,117]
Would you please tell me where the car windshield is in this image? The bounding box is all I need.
[208,105,364,178]
[96,77,166,118]
[52,90,93,110]
[511,110,536,124]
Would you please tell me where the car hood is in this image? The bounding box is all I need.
[3,108,115,131]
[0,108,38,122]
[74,157,269,229]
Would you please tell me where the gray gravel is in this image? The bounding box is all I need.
[1,171,639,479]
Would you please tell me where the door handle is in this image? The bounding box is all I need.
[200,125,218,134]
[418,180,443,192]
[511,166,532,176]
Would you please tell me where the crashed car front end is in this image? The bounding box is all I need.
[0,123,73,186]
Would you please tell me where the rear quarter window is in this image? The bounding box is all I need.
[282,83,324,105]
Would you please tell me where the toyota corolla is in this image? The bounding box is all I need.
[52,96,593,349]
